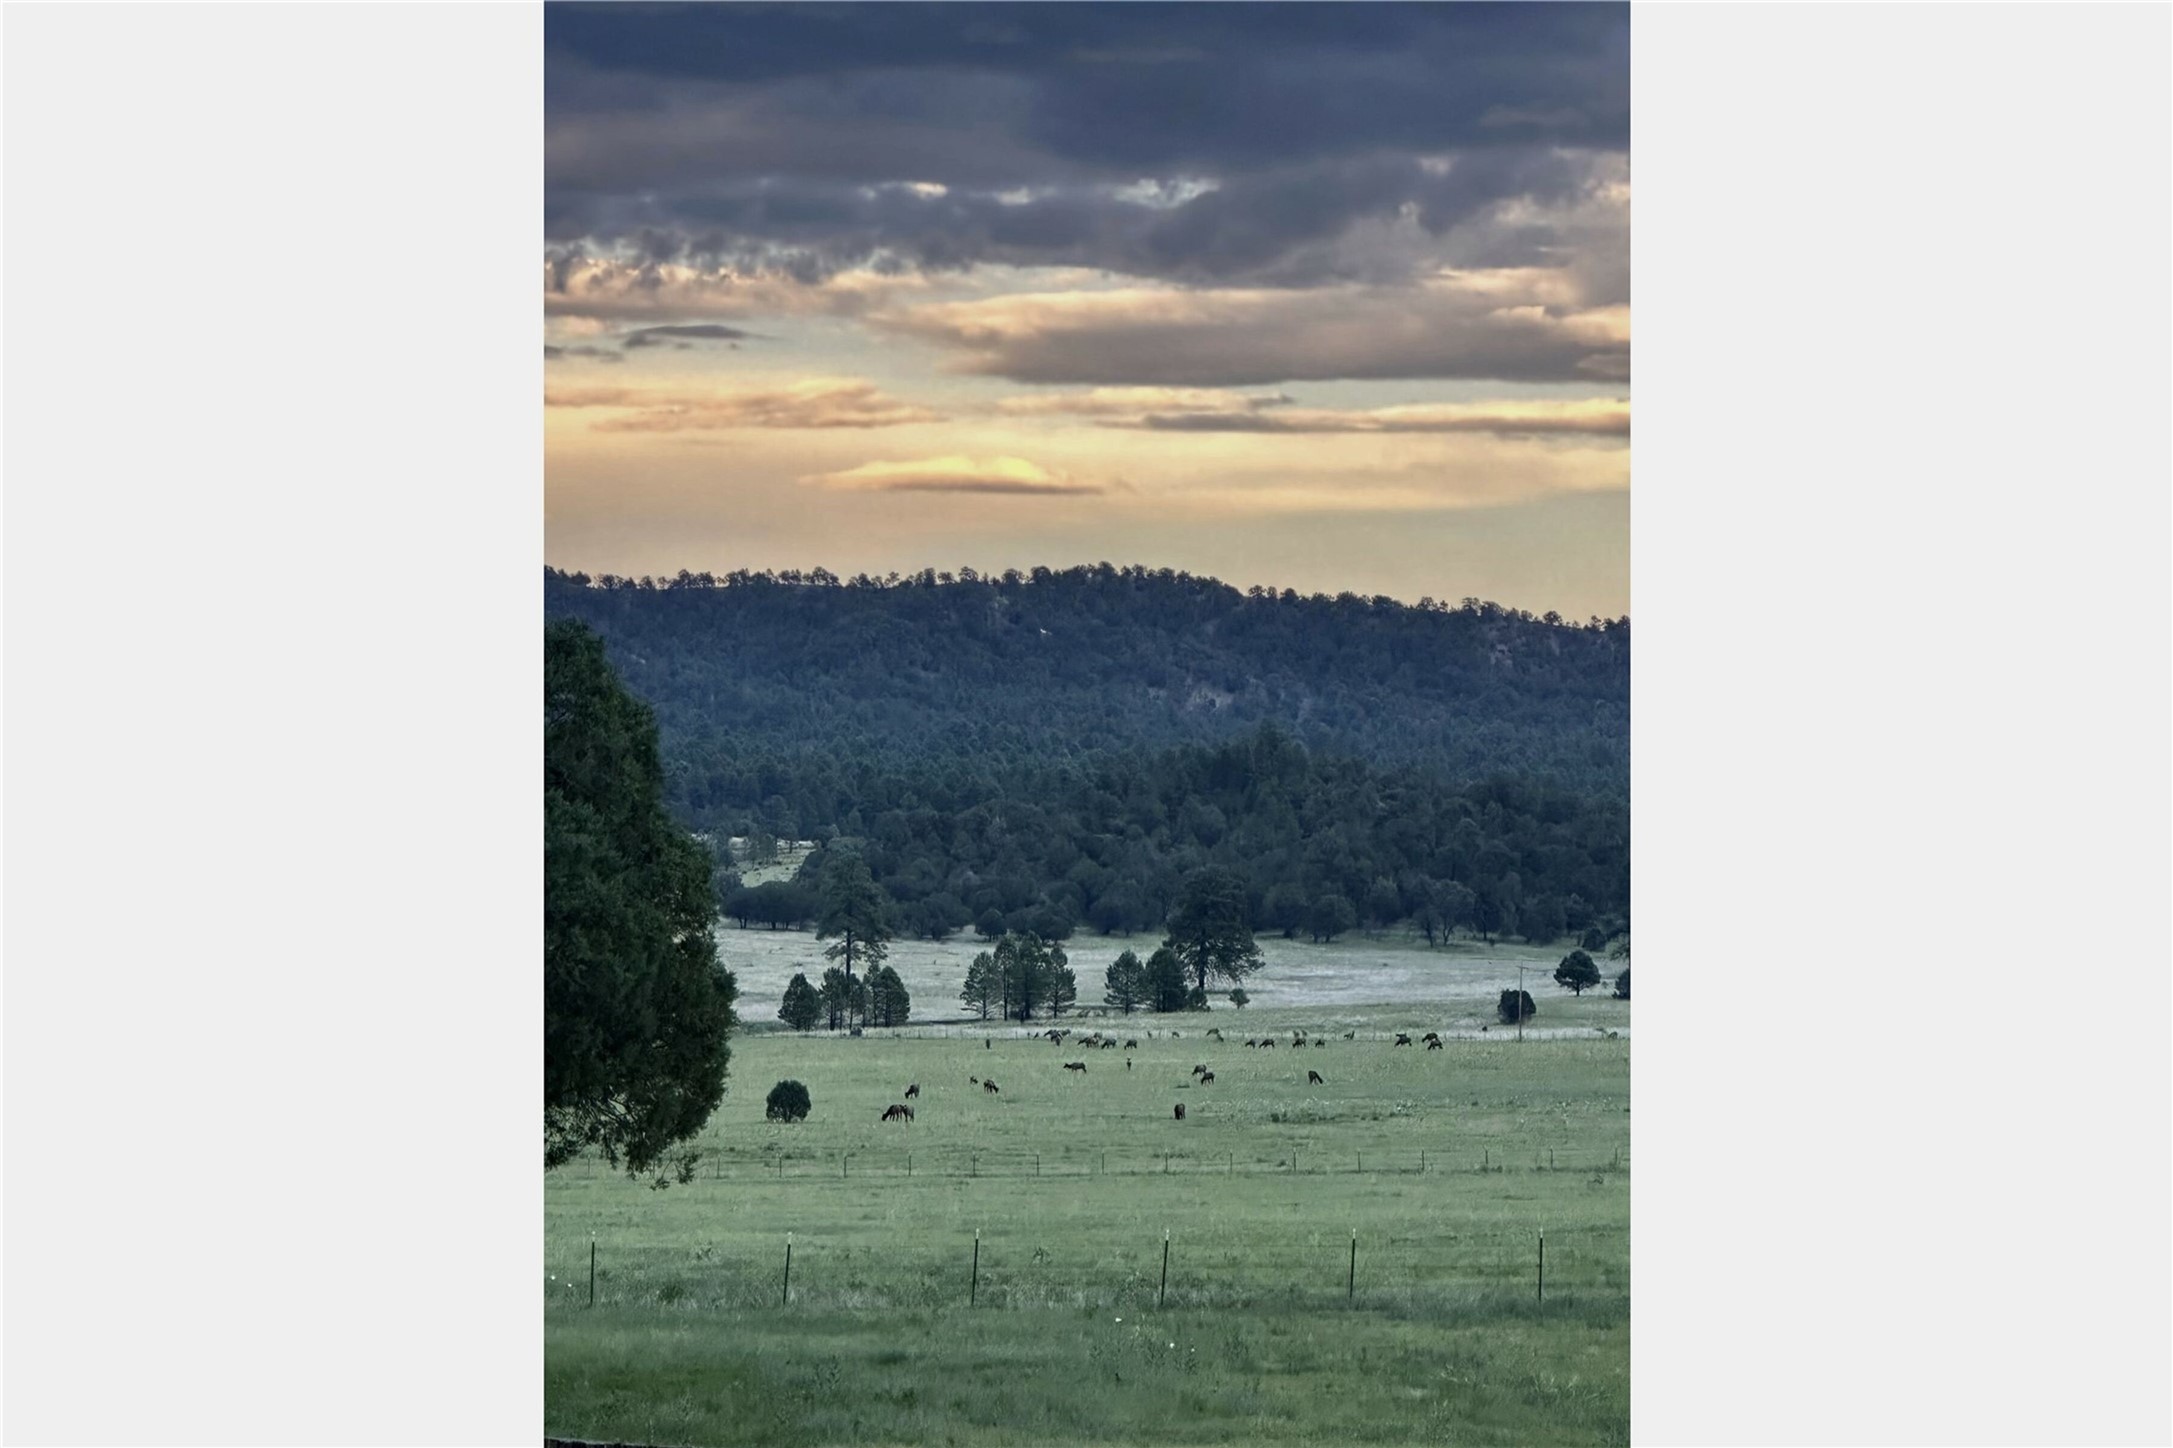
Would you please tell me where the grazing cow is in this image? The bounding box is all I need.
[905,1083,920,1098]
[1307,1070,1324,1085]
[1343,1031,1355,1039]
[1261,1039,1275,1049]
[1124,1040,1138,1049]
[1174,1103,1186,1121]
[1244,1039,1258,1048]
[969,1076,979,1085]
[1191,1064,1207,1077]
[1394,1033,1413,1047]
[1200,1071,1215,1085]
[1422,1032,1442,1044]
[1064,1061,1087,1073]
[1207,1028,1223,1041]
[881,1104,913,1123]
[1101,1040,1116,1050]
[1426,1038,1444,1050]
[984,1079,1000,1093]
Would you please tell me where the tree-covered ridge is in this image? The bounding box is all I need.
[542,565,1629,799]
[544,565,1630,948]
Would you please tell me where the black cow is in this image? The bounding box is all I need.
[1426,1038,1444,1050]
[1064,1061,1087,1073]
[905,1083,920,1098]
[1200,1071,1215,1085]
[983,1079,1000,1093]
[1307,1070,1324,1085]
[1174,1103,1186,1121]
[881,1104,913,1123]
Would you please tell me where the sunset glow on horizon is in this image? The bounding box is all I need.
[546,3,1629,616]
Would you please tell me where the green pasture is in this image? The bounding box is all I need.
[548,990,1628,1447]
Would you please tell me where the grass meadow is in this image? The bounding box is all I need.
[547,941,1629,1447]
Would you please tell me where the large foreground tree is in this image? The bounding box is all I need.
[546,620,736,1178]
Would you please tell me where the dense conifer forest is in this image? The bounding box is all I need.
[544,565,1629,948]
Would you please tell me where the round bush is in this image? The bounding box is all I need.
[765,1079,812,1123]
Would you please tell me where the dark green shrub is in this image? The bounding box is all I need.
[765,1079,812,1123]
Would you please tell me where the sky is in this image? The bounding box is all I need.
[544,3,1629,617]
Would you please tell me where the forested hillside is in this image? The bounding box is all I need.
[543,565,1630,946]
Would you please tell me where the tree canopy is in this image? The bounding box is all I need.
[1163,867,1266,995]
[545,620,735,1177]
[1554,949,1603,996]
[777,972,823,1031]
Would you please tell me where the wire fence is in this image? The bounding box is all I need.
[550,1143,1628,1183]
[548,1222,1629,1315]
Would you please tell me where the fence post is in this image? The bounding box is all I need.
[1537,1229,1544,1306]
[1159,1229,1170,1309]
[588,1233,596,1308]
[782,1233,792,1307]
[1348,1229,1357,1303]
[970,1229,979,1307]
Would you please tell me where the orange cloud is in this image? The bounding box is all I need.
[545,379,942,430]
[799,455,1102,495]
[873,275,1630,386]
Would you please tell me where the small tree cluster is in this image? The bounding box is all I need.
[819,966,869,1030]
[867,965,912,1027]
[1497,988,1536,1025]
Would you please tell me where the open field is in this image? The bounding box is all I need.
[548,971,1629,1447]
[718,922,1602,1023]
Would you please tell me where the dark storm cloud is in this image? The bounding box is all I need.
[620,323,763,349]
[545,344,624,363]
[544,3,1628,287]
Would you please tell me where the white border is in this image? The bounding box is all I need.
[1,4,2167,1446]
[1634,4,2170,1444]
[3,6,540,1444]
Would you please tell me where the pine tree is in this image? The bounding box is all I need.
[778,972,823,1031]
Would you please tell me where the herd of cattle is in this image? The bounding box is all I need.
[873,1026,1458,1124]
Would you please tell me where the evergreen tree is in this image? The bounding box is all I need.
[816,849,893,981]
[995,932,1057,1022]
[1554,949,1602,996]
[545,621,735,1178]
[868,964,912,1026]
[777,972,823,1031]
[1046,950,1078,1018]
[1144,945,1191,1013]
[960,950,1001,1019]
[818,965,864,1030]
[1162,866,1265,997]
[1104,949,1147,1014]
